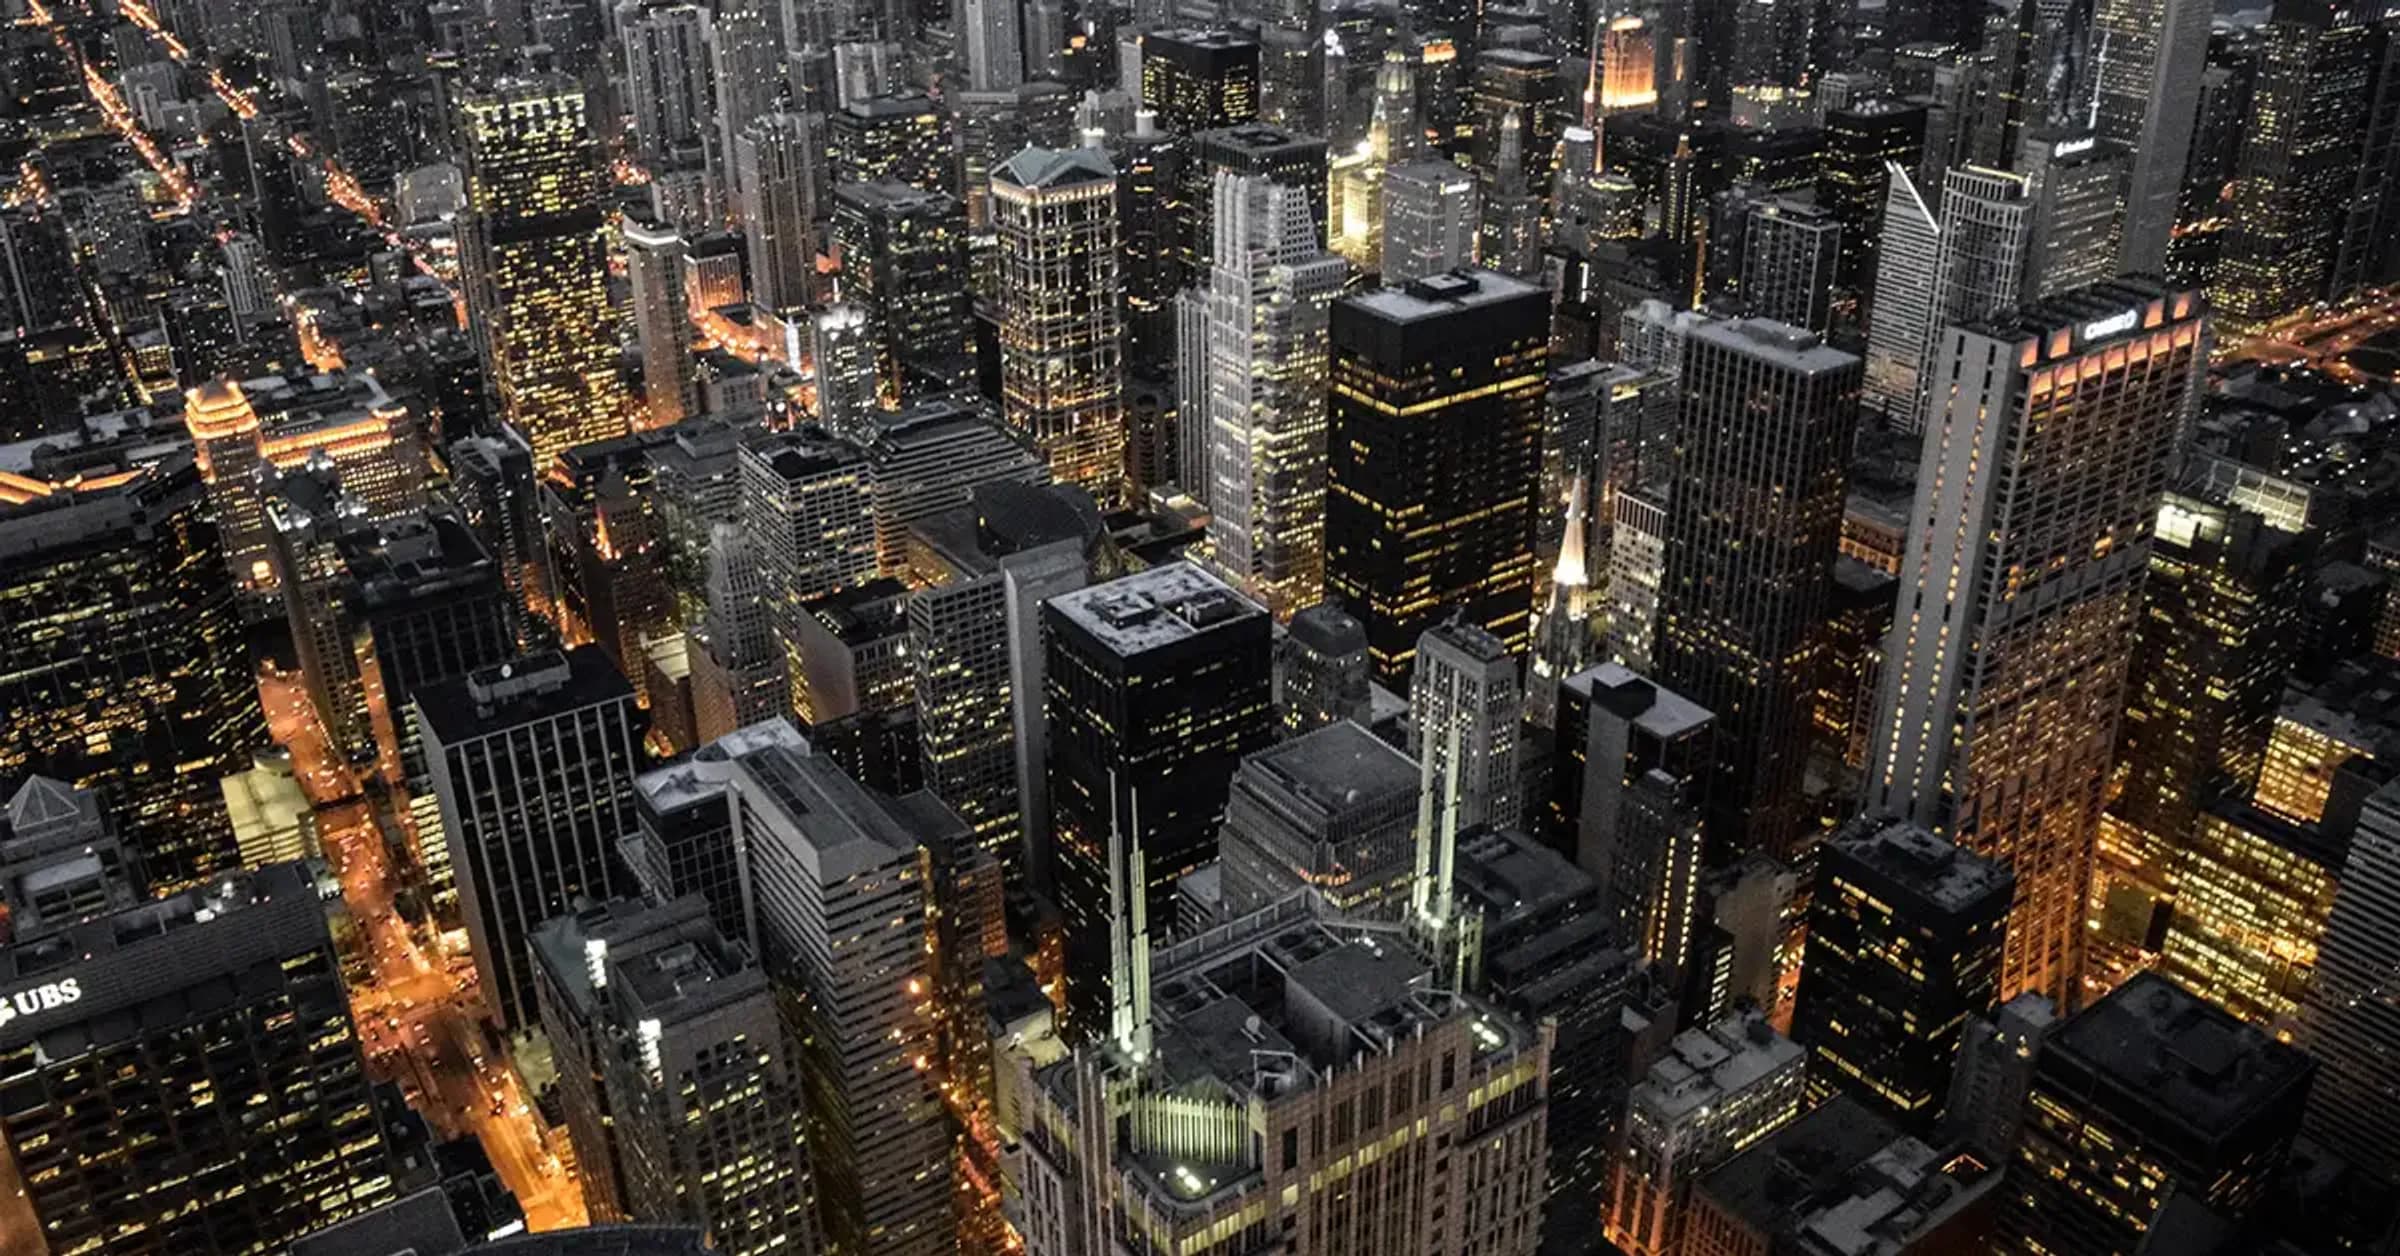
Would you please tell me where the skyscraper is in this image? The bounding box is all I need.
[1552,663,1713,970]
[1217,720,1420,918]
[1139,29,1260,133]
[457,76,629,468]
[1603,1010,1808,1256]
[960,0,1024,89]
[531,895,817,1250]
[1043,563,1273,1037]
[2299,773,2400,1181]
[0,862,405,1254]
[830,180,974,401]
[2210,0,2379,334]
[1732,198,1840,333]
[1655,317,1860,860]
[906,483,1100,890]
[739,429,878,672]
[1325,270,1548,683]
[2020,131,2130,301]
[808,303,878,439]
[622,3,718,186]
[1186,170,1346,619]
[1380,159,1477,285]
[1408,620,1525,832]
[0,453,261,893]
[993,147,1128,505]
[734,111,825,316]
[1860,164,1939,426]
[2092,0,2212,271]
[415,647,647,1029]
[1792,818,2012,1132]
[1994,973,2313,1254]
[624,217,699,428]
[1273,602,1372,736]
[733,741,952,1256]
[1870,281,2206,1006]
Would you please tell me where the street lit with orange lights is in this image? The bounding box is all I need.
[261,669,588,1232]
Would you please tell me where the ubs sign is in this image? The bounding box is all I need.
[0,978,82,1029]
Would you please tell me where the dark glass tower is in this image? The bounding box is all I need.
[1792,817,2012,1132]
[1324,269,1548,685]
[0,452,262,893]
[1042,562,1273,1039]
[1139,29,1261,135]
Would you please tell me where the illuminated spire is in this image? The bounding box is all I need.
[1553,470,1591,588]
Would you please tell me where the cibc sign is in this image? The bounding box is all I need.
[0,978,82,1029]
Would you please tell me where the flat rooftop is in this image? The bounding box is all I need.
[1343,267,1547,324]
[2049,972,2314,1141]
[1243,721,1418,815]
[1047,561,1264,656]
[1827,817,2014,915]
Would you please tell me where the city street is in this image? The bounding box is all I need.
[263,670,588,1231]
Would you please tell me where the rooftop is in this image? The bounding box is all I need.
[2048,972,2315,1142]
[1825,816,2014,915]
[1242,721,1419,816]
[993,145,1115,191]
[1566,662,1713,740]
[413,647,631,745]
[1689,315,1860,375]
[1047,561,1264,656]
[1343,267,1546,323]
[1634,1010,1806,1125]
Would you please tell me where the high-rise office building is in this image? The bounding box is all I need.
[1914,165,2033,416]
[621,3,718,172]
[1408,620,1524,832]
[0,777,139,942]
[1140,29,1260,133]
[733,741,952,1256]
[2299,773,2400,1181]
[1792,818,2012,1132]
[1870,281,2206,1006]
[2155,797,2346,1033]
[1325,270,1548,684]
[827,92,956,195]
[1004,898,1554,1256]
[1818,101,1927,309]
[1860,164,1940,425]
[0,453,260,893]
[415,647,646,1030]
[860,401,1047,578]
[2210,0,2380,334]
[1274,602,1372,736]
[2093,0,2211,271]
[1217,720,1419,918]
[1941,992,2058,1160]
[690,525,788,744]
[2092,486,2311,987]
[1655,317,1860,860]
[1552,664,1712,973]
[961,0,1024,89]
[0,862,403,1254]
[624,217,699,428]
[993,147,1128,505]
[1380,159,1477,285]
[531,895,817,1249]
[1732,198,1840,333]
[1043,563,1273,1037]
[1603,1010,1808,1256]
[830,181,974,401]
[1994,973,2313,1254]
[739,429,878,672]
[733,113,824,320]
[906,483,1098,891]
[1183,123,1331,273]
[2020,131,2130,301]
[808,304,879,440]
[457,76,629,468]
[1185,170,1346,619]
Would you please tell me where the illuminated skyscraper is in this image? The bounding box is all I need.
[458,76,629,468]
[2020,131,2129,301]
[733,740,952,1256]
[1655,317,1860,859]
[1603,1010,1807,1256]
[830,181,974,402]
[624,217,699,428]
[735,111,825,316]
[2300,772,2400,1181]
[1870,281,2206,1006]
[1274,602,1372,736]
[1409,620,1525,832]
[1792,817,2011,1132]
[416,648,647,1029]
[1325,270,1548,683]
[1994,973,2312,1254]
[993,147,1128,505]
[0,453,261,893]
[808,304,878,440]
[828,91,956,195]
[1043,563,1273,1038]
[1187,170,1346,619]
[1380,159,1477,285]
[2210,0,2379,334]
[1731,199,1840,333]
[532,895,817,1250]
[1817,101,1926,309]
[0,862,404,1254]
[1139,29,1260,133]
[2156,798,2344,1033]
[1859,164,1938,425]
[2092,0,2212,271]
